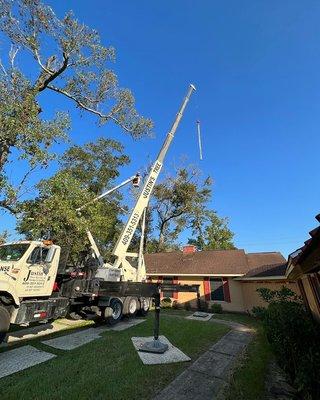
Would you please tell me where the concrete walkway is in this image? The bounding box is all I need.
[153,318,254,400]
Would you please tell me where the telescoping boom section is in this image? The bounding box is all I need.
[112,84,196,281]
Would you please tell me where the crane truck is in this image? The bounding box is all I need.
[0,84,196,344]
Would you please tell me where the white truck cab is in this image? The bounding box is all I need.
[0,240,61,305]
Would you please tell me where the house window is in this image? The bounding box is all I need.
[162,276,174,298]
[210,278,224,301]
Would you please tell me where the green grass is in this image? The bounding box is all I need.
[216,313,273,400]
[0,314,229,400]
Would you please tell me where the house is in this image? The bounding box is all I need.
[286,213,320,321]
[145,245,299,313]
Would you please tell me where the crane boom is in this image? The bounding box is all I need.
[112,84,196,267]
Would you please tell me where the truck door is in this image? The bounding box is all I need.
[19,245,58,297]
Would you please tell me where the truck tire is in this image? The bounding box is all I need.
[138,297,150,317]
[105,298,123,326]
[123,297,138,318]
[0,306,10,345]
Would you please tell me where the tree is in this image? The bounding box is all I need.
[18,138,130,256]
[188,210,235,250]
[0,231,8,245]
[151,166,212,252]
[0,0,152,214]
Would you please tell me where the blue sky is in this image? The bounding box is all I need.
[1,0,320,257]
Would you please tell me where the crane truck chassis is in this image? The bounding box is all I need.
[0,84,197,343]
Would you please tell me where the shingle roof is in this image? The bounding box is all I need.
[242,262,287,278]
[288,213,320,266]
[145,249,248,275]
[145,249,285,276]
[246,252,286,269]
[287,213,320,277]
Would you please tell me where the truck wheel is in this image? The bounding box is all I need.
[123,297,138,318]
[105,298,123,326]
[0,306,10,344]
[138,297,150,317]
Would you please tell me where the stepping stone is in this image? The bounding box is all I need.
[186,312,214,321]
[132,335,191,365]
[42,328,100,350]
[223,330,252,345]
[0,345,56,379]
[153,368,226,400]
[210,336,247,356]
[189,350,234,380]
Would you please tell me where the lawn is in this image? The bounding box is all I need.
[161,310,272,400]
[216,313,273,400]
[0,313,229,400]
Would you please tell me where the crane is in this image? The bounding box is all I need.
[111,84,196,282]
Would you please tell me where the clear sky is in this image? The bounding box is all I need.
[1,0,320,257]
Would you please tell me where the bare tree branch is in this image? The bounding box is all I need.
[37,53,69,91]
[16,165,37,194]
[34,48,54,75]
[9,45,19,68]
[46,84,132,133]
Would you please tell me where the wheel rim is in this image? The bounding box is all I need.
[129,299,137,314]
[112,302,122,319]
[142,298,149,311]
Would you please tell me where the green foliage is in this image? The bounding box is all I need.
[0,231,8,245]
[251,306,267,320]
[256,286,301,304]
[199,300,209,312]
[160,297,172,308]
[61,138,130,193]
[188,210,235,251]
[172,300,179,309]
[257,287,320,398]
[0,0,152,214]
[211,303,223,314]
[17,138,128,257]
[150,165,212,252]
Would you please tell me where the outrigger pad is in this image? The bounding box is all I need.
[186,312,214,321]
[139,338,169,354]
[132,335,191,365]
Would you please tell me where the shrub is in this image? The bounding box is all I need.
[160,297,172,308]
[162,297,172,304]
[211,303,223,314]
[257,287,320,399]
[184,301,192,311]
[172,300,179,309]
[199,300,209,312]
[251,306,266,320]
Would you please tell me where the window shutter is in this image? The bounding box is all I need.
[222,277,231,302]
[158,276,163,297]
[203,277,211,301]
[173,276,179,299]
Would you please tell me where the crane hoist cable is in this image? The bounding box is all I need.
[196,120,203,160]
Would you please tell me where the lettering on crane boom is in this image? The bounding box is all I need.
[142,161,162,199]
[121,161,162,247]
[0,265,10,273]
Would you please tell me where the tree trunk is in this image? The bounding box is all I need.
[157,221,166,252]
